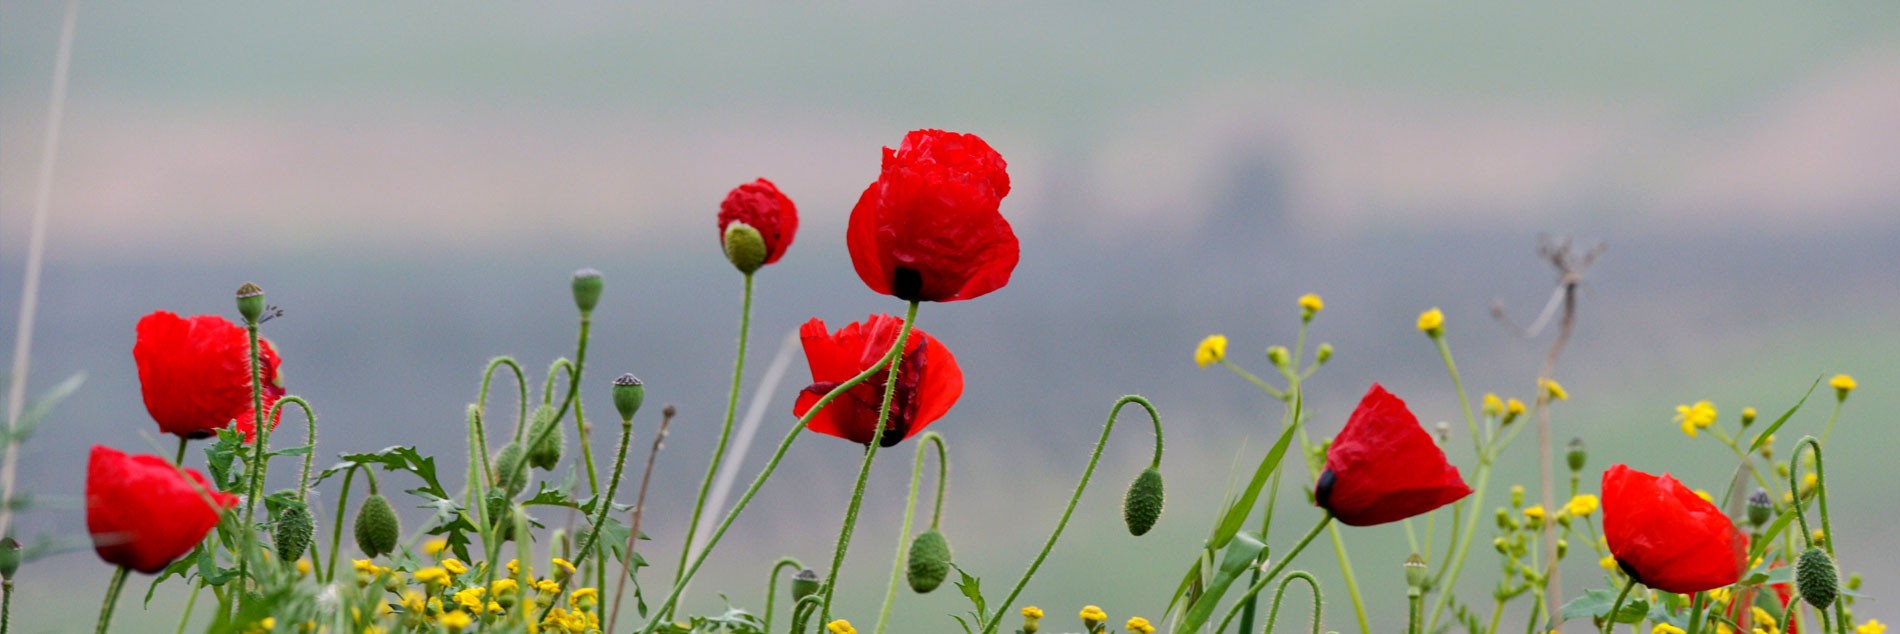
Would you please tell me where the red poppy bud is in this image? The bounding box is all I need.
[1601,464,1747,594]
[134,311,285,441]
[792,315,963,447]
[717,178,798,270]
[86,445,238,573]
[847,129,1019,302]
[1315,384,1472,526]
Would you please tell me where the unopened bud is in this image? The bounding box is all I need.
[1741,407,1758,427]
[570,268,603,314]
[1265,346,1289,369]
[1510,485,1525,508]
[353,494,400,558]
[1122,467,1165,537]
[274,502,315,563]
[1795,547,1839,610]
[494,443,527,496]
[722,222,769,274]
[1556,538,1569,559]
[1566,437,1587,473]
[526,405,564,471]
[613,374,645,422]
[236,282,266,324]
[905,529,953,593]
[1314,343,1334,365]
[1495,508,1516,531]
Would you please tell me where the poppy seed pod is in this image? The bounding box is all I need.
[235,282,266,324]
[1747,490,1773,527]
[525,405,564,471]
[1796,547,1839,610]
[1566,438,1587,473]
[353,494,400,558]
[1404,553,1428,590]
[790,568,821,601]
[905,529,953,593]
[274,502,315,563]
[1123,467,1165,536]
[613,374,645,422]
[0,537,21,580]
[494,443,527,497]
[571,268,603,314]
[722,222,770,275]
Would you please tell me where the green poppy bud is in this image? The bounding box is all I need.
[353,494,400,558]
[905,529,953,593]
[790,568,821,601]
[1403,553,1428,590]
[613,374,645,422]
[1747,489,1773,527]
[0,536,21,581]
[235,282,266,324]
[526,405,564,471]
[274,502,315,563]
[1122,467,1165,537]
[494,443,527,496]
[1315,343,1334,365]
[1565,437,1587,473]
[722,221,769,275]
[571,268,603,314]
[1796,547,1839,610]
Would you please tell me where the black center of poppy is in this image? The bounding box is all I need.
[892,267,925,302]
[1314,469,1336,509]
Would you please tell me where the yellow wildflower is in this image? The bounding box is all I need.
[1080,605,1108,624]
[536,578,562,595]
[1021,606,1043,620]
[1694,490,1713,503]
[506,559,520,577]
[1564,494,1599,517]
[1194,335,1228,368]
[570,587,599,611]
[1523,505,1546,524]
[1298,293,1324,318]
[1126,617,1156,634]
[1482,393,1503,417]
[441,558,468,575]
[438,610,472,632]
[551,557,577,578]
[1707,587,1731,605]
[827,620,858,634]
[491,578,519,595]
[1803,472,1818,490]
[414,567,451,587]
[295,558,312,577]
[1599,555,1617,571]
[1654,624,1687,634]
[1742,407,1758,425]
[1417,308,1445,334]
[1505,398,1526,418]
[1752,607,1777,629]
[423,538,449,557]
[1857,619,1887,634]
[452,587,486,614]
[1675,401,1717,438]
[1540,378,1568,401]
[1830,374,1857,397]
[401,590,426,613]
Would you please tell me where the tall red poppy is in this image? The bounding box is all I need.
[846,129,1019,303]
[1315,384,1472,526]
[86,445,238,573]
[717,178,799,266]
[1602,464,1747,594]
[792,314,963,447]
[134,311,285,441]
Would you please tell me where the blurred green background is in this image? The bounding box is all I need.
[3,3,1897,632]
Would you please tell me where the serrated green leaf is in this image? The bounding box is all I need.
[1558,588,1646,624]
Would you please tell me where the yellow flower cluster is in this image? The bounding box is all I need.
[1675,400,1718,438]
[1540,378,1568,401]
[1563,494,1598,517]
[1079,604,1107,623]
[1857,619,1887,634]
[1126,616,1156,634]
[827,619,858,634]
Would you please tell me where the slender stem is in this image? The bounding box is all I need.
[607,407,675,634]
[478,356,529,441]
[174,581,200,634]
[92,566,129,634]
[636,328,916,634]
[323,464,359,582]
[1684,592,1705,634]
[1214,514,1334,634]
[1818,399,1845,450]
[765,557,805,634]
[1426,461,1495,632]
[266,396,318,504]
[1323,522,1372,634]
[875,432,948,634]
[1600,576,1636,634]
[235,320,269,601]
[1407,591,1421,634]
[1788,437,1849,631]
[570,316,600,496]
[539,412,638,621]
[174,437,189,466]
[818,301,922,628]
[676,273,755,598]
[1221,361,1287,401]
[2,580,12,634]
[1261,571,1323,634]
[979,395,1164,634]
[1432,337,1482,457]
[467,405,494,496]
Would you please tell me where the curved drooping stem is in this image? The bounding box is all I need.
[322,464,360,582]
[979,395,1164,634]
[1261,571,1323,634]
[675,272,756,600]
[764,556,805,634]
[1214,514,1334,634]
[478,356,529,442]
[874,432,949,634]
[817,301,922,628]
[1788,436,1847,630]
[266,396,318,504]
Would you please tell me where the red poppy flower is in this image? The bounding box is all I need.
[1315,384,1472,526]
[792,314,963,447]
[1602,464,1747,594]
[86,445,238,573]
[847,129,1019,303]
[134,311,285,441]
[717,178,799,266]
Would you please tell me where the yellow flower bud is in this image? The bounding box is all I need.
[1416,308,1445,334]
[1195,335,1228,368]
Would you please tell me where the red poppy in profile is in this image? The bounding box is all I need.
[134,311,284,441]
[847,129,1019,303]
[793,314,963,447]
[717,178,799,266]
[86,445,238,573]
[1602,464,1747,594]
[1316,384,1472,526]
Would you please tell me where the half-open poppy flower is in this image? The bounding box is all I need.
[717,178,799,266]
[1602,464,1747,594]
[1316,384,1472,526]
[846,129,1019,303]
[793,314,963,447]
[86,445,238,573]
[134,311,284,441]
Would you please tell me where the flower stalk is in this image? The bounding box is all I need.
[874,431,949,634]
[675,272,756,601]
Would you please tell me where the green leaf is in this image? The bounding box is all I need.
[1558,588,1647,624]
[144,550,199,606]
[1749,507,1801,561]
[2,372,83,442]
[1209,416,1300,551]
[1747,376,1822,455]
[950,563,988,629]
[1177,531,1268,633]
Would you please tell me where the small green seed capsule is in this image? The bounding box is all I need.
[1796,547,1839,610]
[722,222,770,275]
[0,536,21,580]
[571,268,603,314]
[905,529,953,593]
[274,502,315,563]
[1747,490,1773,527]
[353,494,400,558]
[235,282,265,324]
[526,405,564,471]
[495,443,528,496]
[1122,467,1165,537]
[1403,554,1428,589]
[1565,437,1587,473]
[790,568,821,601]
[613,374,645,422]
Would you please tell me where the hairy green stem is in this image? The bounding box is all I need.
[235,320,269,602]
[266,396,318,504]
[765,557,805,634]
[875,432,948,634]
[817,301,921,628]
[478,356,529,441]
[173,580,199,634]
[539,412,637,621]
[93,566,128,634]
[3,580,13,634]
[979,395,1163,634]
[1215,514,1334,634]
[1600,576,1636,634]
[323,464,359,582]
[676,273,755,602]
[1788,437,1847,631]
[1261,571,1322,634]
